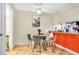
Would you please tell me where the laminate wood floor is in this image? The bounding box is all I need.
[6,45,71,55]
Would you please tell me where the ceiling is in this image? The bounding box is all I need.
[11,3,68,14]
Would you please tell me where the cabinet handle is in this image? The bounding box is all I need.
[0,34,3,36]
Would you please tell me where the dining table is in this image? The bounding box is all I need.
[32,34,48,53]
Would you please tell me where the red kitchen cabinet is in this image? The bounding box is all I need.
[53,32,79,53]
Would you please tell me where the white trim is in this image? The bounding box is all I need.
[56,44,78,55]
[6,4,14,49]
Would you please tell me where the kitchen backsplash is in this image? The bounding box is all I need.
[53,21,79,34]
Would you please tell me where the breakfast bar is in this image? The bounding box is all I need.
[53,32,79,53]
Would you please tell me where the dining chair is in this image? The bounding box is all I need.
[46,31,56,52]
[42,36,48,50]
[27,34,33,47]
[49,35,56,52]
[45,31,51,47]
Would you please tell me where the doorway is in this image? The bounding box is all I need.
[0,3,14,55]
[6,4,14,51]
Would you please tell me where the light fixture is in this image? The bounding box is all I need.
[35,3,42,15]
[36,8,42,15]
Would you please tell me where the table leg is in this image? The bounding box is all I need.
[39,42,41,53]
[42,40,47,51]
[32,40,38,52]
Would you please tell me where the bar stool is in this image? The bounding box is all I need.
[49,36,56,52]
[49,32,56,52]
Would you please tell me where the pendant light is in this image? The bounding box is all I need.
[36,3,42,15]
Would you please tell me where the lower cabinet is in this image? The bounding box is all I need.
[53,32,79,53]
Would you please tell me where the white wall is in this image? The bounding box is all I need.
[14,11,52,45]
[52,4,79,25]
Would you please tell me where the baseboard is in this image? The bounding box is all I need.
[15,42,28,45]
[15,41,34,46]
[56,44,78,55]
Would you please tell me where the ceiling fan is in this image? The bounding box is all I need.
[34,3,50,15]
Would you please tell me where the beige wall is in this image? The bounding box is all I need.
[51,4,79,25]
[14,4,79,45]
[14,11,52,45]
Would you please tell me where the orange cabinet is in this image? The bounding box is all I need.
[53,32,79,53]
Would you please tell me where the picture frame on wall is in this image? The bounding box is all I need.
[32,15,40,27]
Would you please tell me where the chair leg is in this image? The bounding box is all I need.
[42,41,44,50]
[53,42,56,49]
[51,43,54,53]
[32,41,38,52]
[27,40,30,47]
[42,40,47,50]
[49,41,51,47]
[52,43,56,53]
[47,41,49,47]
[54,43,56,49]
[32,43,36,52]
[39,43,41,53]
[31,41,32,46]
[45,40,48,47]
[32,46,35,52]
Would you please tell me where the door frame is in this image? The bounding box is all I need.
[6,4,14,50]
[0,3,6,55]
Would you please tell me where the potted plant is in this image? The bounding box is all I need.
[37,29,41,35]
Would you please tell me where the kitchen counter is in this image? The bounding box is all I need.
[52,32,79,53]
[53,32,79,35]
